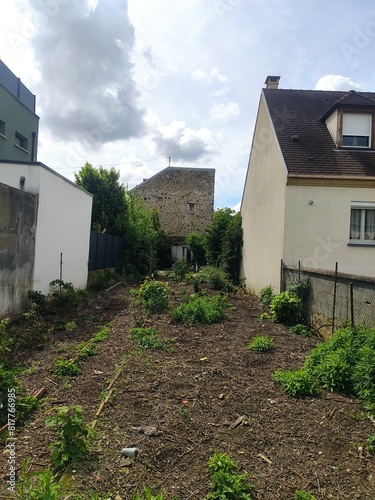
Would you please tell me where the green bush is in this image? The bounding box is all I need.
[170,259,191,281]
[198,266,233,292]
[270,291,300,323]
[134,280,171,314]
[172,294,228,325]
[76,342,98,361]
[89,269,117,291]
[366,434,375,454]
[27,290,47,307]
[50,279,88,302]
[206,452,253,499]
[259,285,274,307]
[290,324,313,337]
[273,369,320,397]
[247,336,274,352]
[287,279,310,299]
[45,405,96,469]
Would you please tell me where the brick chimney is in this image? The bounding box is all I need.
[265,76,280,89]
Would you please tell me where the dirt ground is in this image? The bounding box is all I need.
[1,280,375,499]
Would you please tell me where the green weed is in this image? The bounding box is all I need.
[294,491,317,500]
[45,405,96,469]
[53,359,81,377]
[206,452,254,499]
[273,369,320,398]
[290,324,313,337]
[270,291,300,323]
[259,285,274,307]
[247,336,274,352]
[130,327,171,350]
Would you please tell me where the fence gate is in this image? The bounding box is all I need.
[88,230,124,272]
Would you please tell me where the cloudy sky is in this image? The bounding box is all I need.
[1,0,375,209]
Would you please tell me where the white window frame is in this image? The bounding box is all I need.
[342,113,372,148]
[349,202,375,245]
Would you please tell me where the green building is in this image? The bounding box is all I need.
[0,60,39,162]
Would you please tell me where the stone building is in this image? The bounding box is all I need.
[130,166,215,261]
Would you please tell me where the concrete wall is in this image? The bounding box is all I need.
[240,92,287,294]
[0,162,92,295]
[0,182,37,318]
[284,184,375,277]
[131,167,215,240]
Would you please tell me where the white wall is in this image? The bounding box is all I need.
[240,93,287,294]
[0,162,92,295]
[284,185,375,277]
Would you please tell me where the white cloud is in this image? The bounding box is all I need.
[191,67,229,86]
[151,120,218,161]
[116,156,155,189]
[314,75,361,91]
[27,0,145,145]
[210,101,240,121]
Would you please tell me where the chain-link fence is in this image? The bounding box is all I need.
[283,263,375,334]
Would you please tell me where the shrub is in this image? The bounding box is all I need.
[49,279,88,302]
[259,312,271,321]
[134,280,171,314]
[206,452,253,499]
[259,285,274,307]
[198,266,233,292]
[27,290,47,307]
[273,369,320,397]
[290,324,313,337]
[45,405,96,469]
[287,279,310,299]
[366,434,375,454]
[247,336,274,352]
[172,295,228,325]
[170,259,191,281]
[270,291,300,323]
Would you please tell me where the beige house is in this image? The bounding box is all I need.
[130,166,215,261]
[240,76,375,294]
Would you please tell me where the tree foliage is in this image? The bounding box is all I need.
[203,208,243,283]
[75,162,127,236]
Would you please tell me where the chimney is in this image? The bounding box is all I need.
[265,75,280,89]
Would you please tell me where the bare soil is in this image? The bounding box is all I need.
[1,280,375,499]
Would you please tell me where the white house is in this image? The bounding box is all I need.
[0,161,92,301]
[240,76,375,295]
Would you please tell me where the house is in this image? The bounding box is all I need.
[240,76,375,320]
[0,161,93,318]
[0,60,39,162]
[130,166,215,261]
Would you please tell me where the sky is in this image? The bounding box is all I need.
[1,0,375,210]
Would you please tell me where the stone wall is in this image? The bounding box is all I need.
[283,265,375,337]
[131,167,215,240]
[0,182,37,318]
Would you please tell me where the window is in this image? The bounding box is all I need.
[15,131,29,151]
[188,203,195,214]
[342,113,371,148]
[350,203,375,243]
[0,119,5,137]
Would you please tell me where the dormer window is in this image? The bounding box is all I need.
[342,113,371,148]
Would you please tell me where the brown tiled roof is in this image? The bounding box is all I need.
[263,88,375,177]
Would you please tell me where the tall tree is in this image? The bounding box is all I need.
[75,162,127,236]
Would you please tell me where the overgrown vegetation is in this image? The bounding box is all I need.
[205,452,254,499]
[172,294,228,325]
[290,324,313,337]
[170,259,191,281]
[274,324,375,412]
[273,368,320,398]
[198,266,233,292]
[259,280,310,324]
